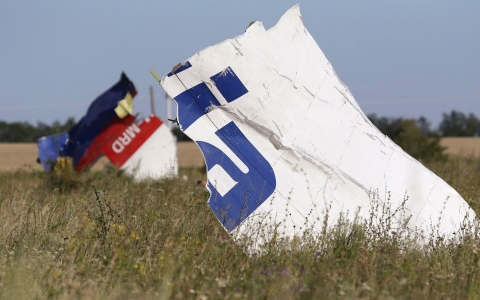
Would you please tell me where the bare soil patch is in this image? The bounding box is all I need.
[176,141,204,167]
[0,142,204,172]
[2,138,477,172]
[0,143,42,172]
[440,137,480,157]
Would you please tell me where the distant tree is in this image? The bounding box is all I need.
[368,114,404,140]
[368,114,445,161]
[0,121,35,142]
[393,120,446,162]
[368,114,440,139]
[171,127,192,142]
[415,116,438,137]
[439,110,480,136]
[0,118,75,142]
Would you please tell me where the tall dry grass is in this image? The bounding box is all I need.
[0,155,479,299]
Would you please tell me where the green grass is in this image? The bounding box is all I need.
[0,156,479,299]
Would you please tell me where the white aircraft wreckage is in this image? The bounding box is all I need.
[103,115,178,180]
[37,73,178,180]
[157,5,475,243]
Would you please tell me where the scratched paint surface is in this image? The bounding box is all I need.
[160,5,475,242]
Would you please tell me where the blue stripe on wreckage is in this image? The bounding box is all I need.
[37,132,68,171]
[174,65,276,232]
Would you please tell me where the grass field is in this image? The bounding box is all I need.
[0,144,480,298]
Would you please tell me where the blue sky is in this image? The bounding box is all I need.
[1,1,479,127]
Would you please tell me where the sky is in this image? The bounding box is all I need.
[1,1,479,128]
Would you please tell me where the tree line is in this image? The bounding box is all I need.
[368,110,480,138]
[0,110,479,160]
[0,118,76,143]
[0,117,193,143]
[367,110,480,162]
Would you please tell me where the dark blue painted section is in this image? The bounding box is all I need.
[173,64,277,231]
[210,67,248,103]
[37,132,68,171]
[197,122,276,232]
[59,72,136,167]
[174,82,220,130]
[167,61,192,77]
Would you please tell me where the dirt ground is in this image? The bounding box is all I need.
[440,137,480,157]
[0,138,478,172]
[0,142,204,172]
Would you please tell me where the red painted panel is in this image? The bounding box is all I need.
[75,115,135,172]
[103,115,163,167]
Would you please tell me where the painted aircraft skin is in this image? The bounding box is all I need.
[59,72,137,171]
[103,115,178,180]
[159,5,475,244]
[37,132,68,171]
[37,73,178,180]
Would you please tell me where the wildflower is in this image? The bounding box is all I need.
[134,263,145,274]
[300,266,306,275]
[130,230,140,240]
[117,225,126,234]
